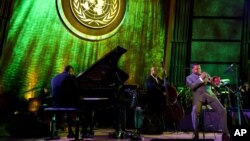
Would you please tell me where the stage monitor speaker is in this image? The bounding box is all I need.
[178,111,220,132]
[228,108,250,126]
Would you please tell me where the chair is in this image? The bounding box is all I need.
[200,103,216,139]
[44,107,80,140]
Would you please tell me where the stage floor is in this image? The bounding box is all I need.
[0,127,223,141]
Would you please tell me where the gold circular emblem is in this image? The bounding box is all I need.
[56,0,126,40]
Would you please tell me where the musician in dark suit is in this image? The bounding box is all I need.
[186,63,230,140]
[144,66,167,134]
[51,65,80,138]
[146,67,166,115]
[51,65,79,108]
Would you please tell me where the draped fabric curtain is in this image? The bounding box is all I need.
[241,0,250,82]
[170,0,249,86]
[169,0,192,86]
[0,0,14,58]
[0,0,172,101]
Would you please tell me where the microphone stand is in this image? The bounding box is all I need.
[225,65,241,125]
[233,65,242,125]
[223,83,250,126]
[222,84,233,108]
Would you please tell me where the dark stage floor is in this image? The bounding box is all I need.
[0,123,223,141]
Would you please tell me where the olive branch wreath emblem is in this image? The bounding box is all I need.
[71,0,118,28]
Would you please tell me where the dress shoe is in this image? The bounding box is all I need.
[222,133,230,141]
[193,134,199,139]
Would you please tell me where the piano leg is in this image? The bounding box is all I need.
[82,107,94,138]
[89,106,94,136]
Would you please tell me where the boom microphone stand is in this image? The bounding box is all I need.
[225,64,241,125]
[222,80,250,126]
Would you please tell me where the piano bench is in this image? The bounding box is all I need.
[44,107,80,140]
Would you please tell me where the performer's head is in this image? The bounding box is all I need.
[191,63,201,75]
[243,82,249,91]
[63,65,74,75]
[150,67,158,77]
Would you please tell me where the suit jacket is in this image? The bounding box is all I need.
[146,75,164,95]
[146,75,166,114]
[51,72,80,107]
[186,73,207,103]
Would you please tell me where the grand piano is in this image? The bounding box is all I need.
[76,46,129,99]
[76,46,132,138]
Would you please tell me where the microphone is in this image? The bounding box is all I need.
[224,64,234,73]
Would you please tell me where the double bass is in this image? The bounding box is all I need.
[161,62,184,128]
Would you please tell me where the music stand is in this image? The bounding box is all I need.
[109,86,143,140]
[109,71,130,139]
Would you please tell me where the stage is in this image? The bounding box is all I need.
[1,108,250,141]
[0,124,223,141]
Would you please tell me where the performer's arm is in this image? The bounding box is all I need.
[186,76,204,91]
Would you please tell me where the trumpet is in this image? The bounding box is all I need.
[200,72,220,86]
[200,72,211,81]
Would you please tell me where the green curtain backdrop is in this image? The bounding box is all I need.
[190,0,245,85]
[0,0,168,101]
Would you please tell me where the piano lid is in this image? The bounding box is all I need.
[76,46,129,87]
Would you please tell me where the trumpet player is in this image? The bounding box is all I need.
[186,64,230,141]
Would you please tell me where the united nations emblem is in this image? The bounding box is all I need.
[56,0,126,40]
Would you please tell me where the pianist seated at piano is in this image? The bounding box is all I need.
[51,65,92,138]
